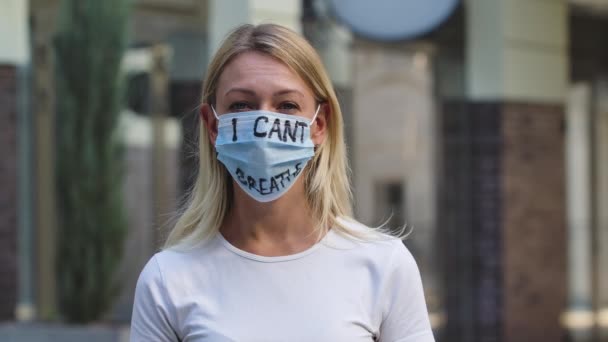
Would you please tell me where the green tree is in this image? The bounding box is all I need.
[54,0,130,323]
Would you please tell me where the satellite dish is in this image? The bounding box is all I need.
[329,0,459,41]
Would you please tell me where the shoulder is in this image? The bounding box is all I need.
[331,220,434,340]
[137,236,223,292]
[136,253,162,287]
[331,217,416,265]
[136,249,180,285]
[134,250,179,299]
[134,243,218,308]
[324,218,421,287]
[132,253,183,341]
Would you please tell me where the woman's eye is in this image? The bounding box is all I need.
[278,102,299,112]
[229,102,252,111]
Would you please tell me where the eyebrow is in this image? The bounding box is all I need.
[224,87,305,98]
[273,89,305,98]
[224,87,256,96]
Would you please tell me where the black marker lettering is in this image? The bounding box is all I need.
[274,169,292,188]
[254,116,268,137]
[283,169,292,182]
[231,118,238,141]
[283,120,296,143]
[236,168,247,185]
[292,162,303,177]
[247,176,256,190]
[297,122,308,143]
[259,178,269,195]
[236,164,307,196]
[274,172,285,188]
[268,118,283,141]
[270,177,280,193]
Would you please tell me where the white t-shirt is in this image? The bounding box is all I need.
[130,221,435,342]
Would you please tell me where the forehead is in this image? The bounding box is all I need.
[216,51,314,98]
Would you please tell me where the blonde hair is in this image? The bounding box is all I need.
[164,24,392,249]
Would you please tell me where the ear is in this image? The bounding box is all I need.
[311,102,329,146]
[200,103,218,145]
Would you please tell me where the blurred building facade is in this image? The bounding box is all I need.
[1,0,608,341]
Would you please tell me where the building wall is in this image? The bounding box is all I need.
[441,102,504,341]
[351,41,434,225]
[0,65,18,320]
[440,101,567,341]
[0,0,29,321]
[502,103,567,342]
[350,39,441,324]
[449,1,570,340]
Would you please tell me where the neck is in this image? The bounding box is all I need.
[221,180,321,256]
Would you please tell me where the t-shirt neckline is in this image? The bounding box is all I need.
[216,229,333,263]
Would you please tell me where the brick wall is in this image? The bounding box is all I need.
[441,102,504,341]
[441,101,567,342]
[0,64,18,321]
[502,103,567,342]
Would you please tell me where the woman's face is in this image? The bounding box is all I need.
[202,51,327,146]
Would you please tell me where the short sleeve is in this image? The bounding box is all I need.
[378,241,435,342]
[130,255,180,342]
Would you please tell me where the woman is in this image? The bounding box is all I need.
[131,23,434,342]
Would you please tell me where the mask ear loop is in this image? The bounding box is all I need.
[310,104,321,126]
[210,105,220,120]
[311,104,322,152]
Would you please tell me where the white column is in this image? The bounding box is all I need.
[467,0,567,102]
[0,0,30,65]
[207,0,301,59]
[249,0,301,33]
[311,20,352,88]
[208,0,250,58]
[595,80,608,337]
[565,83,594,338]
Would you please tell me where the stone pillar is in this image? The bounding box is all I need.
[564,83,594,341]
[441,0,568,341]
[31,0,58,320]
[351,41,434,225]
[351,39,441,325]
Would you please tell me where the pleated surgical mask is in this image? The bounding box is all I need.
[212,105,320,202]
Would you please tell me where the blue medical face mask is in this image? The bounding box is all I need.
[212,105,320,202]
